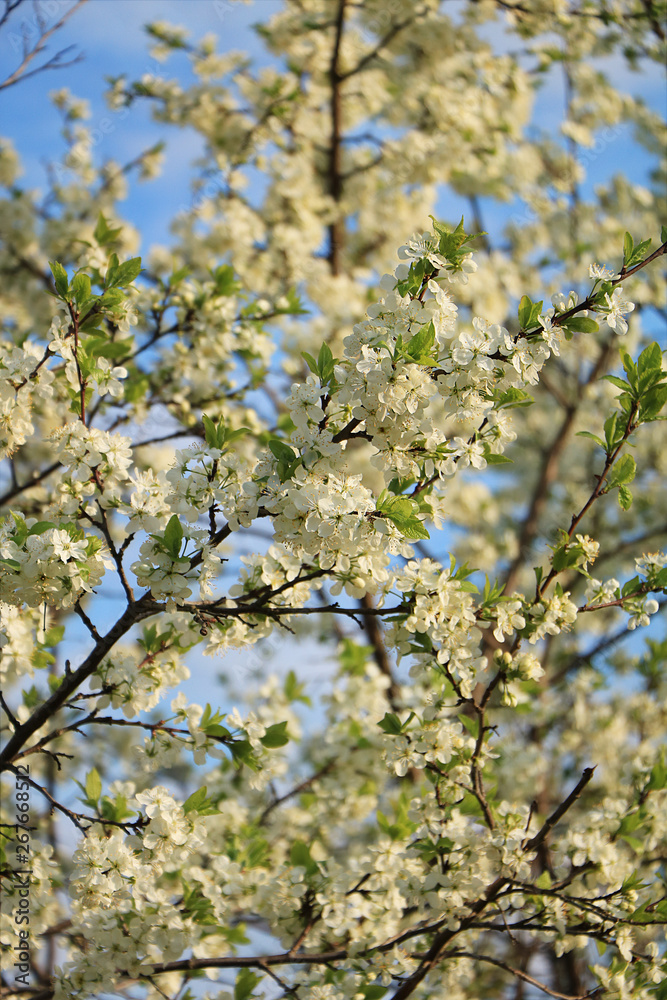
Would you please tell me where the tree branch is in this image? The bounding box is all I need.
[0,0,88,92]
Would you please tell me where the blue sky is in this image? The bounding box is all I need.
[1,0,664,259]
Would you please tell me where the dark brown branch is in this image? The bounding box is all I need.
[258,760,338,825]
[327,0,346,275]
[445,951,593,1000]
[0,593,158,770]
[501,337,615,597]
[359,592,402,708]
[523,768,596,853]
[391,876,510,999]
[0,461,61,508]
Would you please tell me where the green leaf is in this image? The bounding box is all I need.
[85,768,101,803]
[621,349,638,390]
[376,492,430,539]
[496,387,534,408]
[94,212,122,246]
[99,288,125,310]
[287,287,309,314]
[661,224,667,244]
[623,231,634,265]
[269,439,297,464]
[260,722,289,748]
[619,833,644,853]
[230,740,260,771]
[71,272,92,307]
[204,724,231,739]
[551,544,580,573]
[290,840,319,875]
[168,266,190,286]
[576,431,605,447]
[43,625,65,647]
[378,712,404,735]
[234,968,261,1000]
[518,294,542,330]
[406,320,436,362]
[268,438,300,482]
[603,412,623,452]
[27,520,57,536]
[111,256,142,288]
[163,514,184,558]
[646,760,667,792]
[395,514,430,540]
[484,452,513,465]
[626,237,652,268]
[458,714,478,738]
[202,413,219,449]
[211,264,240,297]
[560,316,599,334]
[602,374,631,393]
[317,341,335,381]
[49,260,69,298]
[637,341,662,379]
[106,255,141,289]
[618,485,633,511]
[608,454,636,489]
[359,988,388,999]
[518,294,532,329]
[301,351,319,376]
[639,383,667,422]
[283,669,311,703]
[183,787,208,814]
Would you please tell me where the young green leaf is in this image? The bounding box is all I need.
[607,453,636,490]
[618,485,633,511]
[639,383,667,422]
[163,515,184,559]
[378,712,404,735]
[94,212,122,246]
[49,260,69,299]
[85,768,102,803]
[234,968,261,1000]
[560,316,599,334]
[269,439,297,464]
[406,320,436,362]
[302,351,319,376]
[260,721,290,748]
[183,786,208,814]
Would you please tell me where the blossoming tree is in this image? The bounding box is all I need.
[1,1,666,998]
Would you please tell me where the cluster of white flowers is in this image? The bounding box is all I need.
[0,340,54,459]
[384,559,485,697]
[164,442,251,525]
[0,603,39,683]
[524,591,579,642]
[56,791,209,999]
[383,715,469,777]
[0,520,110,608]
[130,530,199,603]
[91,650,190,719]
[49,424,133,514]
